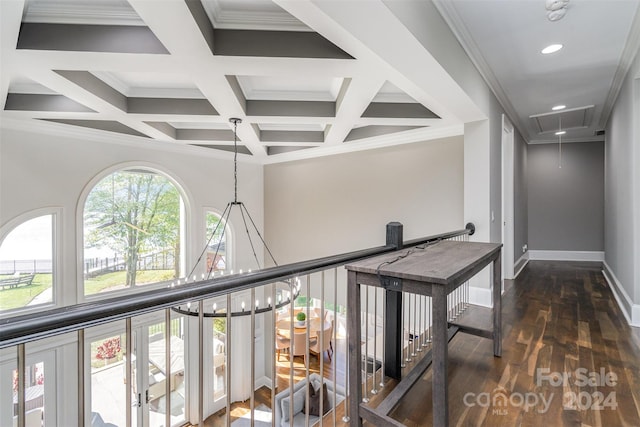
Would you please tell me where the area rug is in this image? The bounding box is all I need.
[230,403,272,427]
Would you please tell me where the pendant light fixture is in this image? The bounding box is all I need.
[172,118,297,317]
[555,116,566,169]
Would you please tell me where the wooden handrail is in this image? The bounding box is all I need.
[0,223,472,349]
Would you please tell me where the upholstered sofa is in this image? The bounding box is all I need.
[273,373,345,427]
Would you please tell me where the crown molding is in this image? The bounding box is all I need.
[22,1,145,26]
[262,124,464,164]
[371,93,416,103]
[527,136,605,145]
[202,0,310,32]
[1,115,465,165]
[600,4,640,128]
[241,89,336,102]
[433,0,530,143]
[0,116,263,164]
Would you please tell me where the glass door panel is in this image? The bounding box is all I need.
[212,317,226,402]
[146,318,186,427]
[89,333,127,427]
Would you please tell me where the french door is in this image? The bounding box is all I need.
[88,316,187,427]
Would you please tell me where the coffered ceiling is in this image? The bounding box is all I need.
[0,0,478,163]
[3,0,637,161]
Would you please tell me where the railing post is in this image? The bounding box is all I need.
[385,222,403,250]
[384,222,403,380]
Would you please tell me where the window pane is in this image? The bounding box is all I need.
[90,333,126,427]
[84,170,181,295]
[205,212,227,275]
[0,215,54,311]
[148,317,187,426]
[212,317,226,401]
[12,362,45,421]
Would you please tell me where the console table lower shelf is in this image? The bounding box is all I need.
[345,240,502,427]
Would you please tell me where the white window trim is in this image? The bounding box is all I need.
[0,207,63,318]
[77,162,193,302]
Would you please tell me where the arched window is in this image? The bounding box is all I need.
[83,168,183,296]
[0,213,56,312]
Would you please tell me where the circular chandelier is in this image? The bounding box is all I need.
[171,118,294,318]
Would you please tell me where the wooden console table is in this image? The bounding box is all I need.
[345,240,502,427]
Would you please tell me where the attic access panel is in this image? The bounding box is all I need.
[529,105,594,134]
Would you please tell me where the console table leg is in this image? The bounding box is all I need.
[493,254,502,357]
[432,285,449,427]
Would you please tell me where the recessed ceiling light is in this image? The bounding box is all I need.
[555,131,566,135]
[541,44,563,54]
[552,105,566,111]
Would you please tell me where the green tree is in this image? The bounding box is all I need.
[84,170,180,287]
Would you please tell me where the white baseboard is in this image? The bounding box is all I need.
[602,262,640,327]
[528,250,605,262]
[256,376,272,391]
[469,286,492,308]
[514,252,529,278]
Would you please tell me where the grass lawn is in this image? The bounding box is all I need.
[84,270,175,295]
[0,274,52,311]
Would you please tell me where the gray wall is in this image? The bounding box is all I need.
[605,47,640,304]
[264,136,464,265]
[513,129,528,264]
[528,141,604,251]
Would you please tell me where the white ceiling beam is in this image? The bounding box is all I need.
[323,75,385,146]
[276,0,484,124]
[0,0,25,111]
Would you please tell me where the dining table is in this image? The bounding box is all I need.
[275,316,331,337]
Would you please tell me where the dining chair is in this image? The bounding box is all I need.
[276,333,290,362]
[291,331,309,367]
[310,322,334,362]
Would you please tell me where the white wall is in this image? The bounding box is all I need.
[264,136,464,264]
[0,125,265,423]
[604,47,640,325]
[385,1,523,305]
[382,0,519,296]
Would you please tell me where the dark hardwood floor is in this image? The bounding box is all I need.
[384,261,640,426]
[199,261,640,426]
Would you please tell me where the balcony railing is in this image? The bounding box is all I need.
[1,222,474,427]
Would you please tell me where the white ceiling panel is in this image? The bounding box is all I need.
[236,75,343,101]
[92,71,203,98]
[372,81,417,103]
